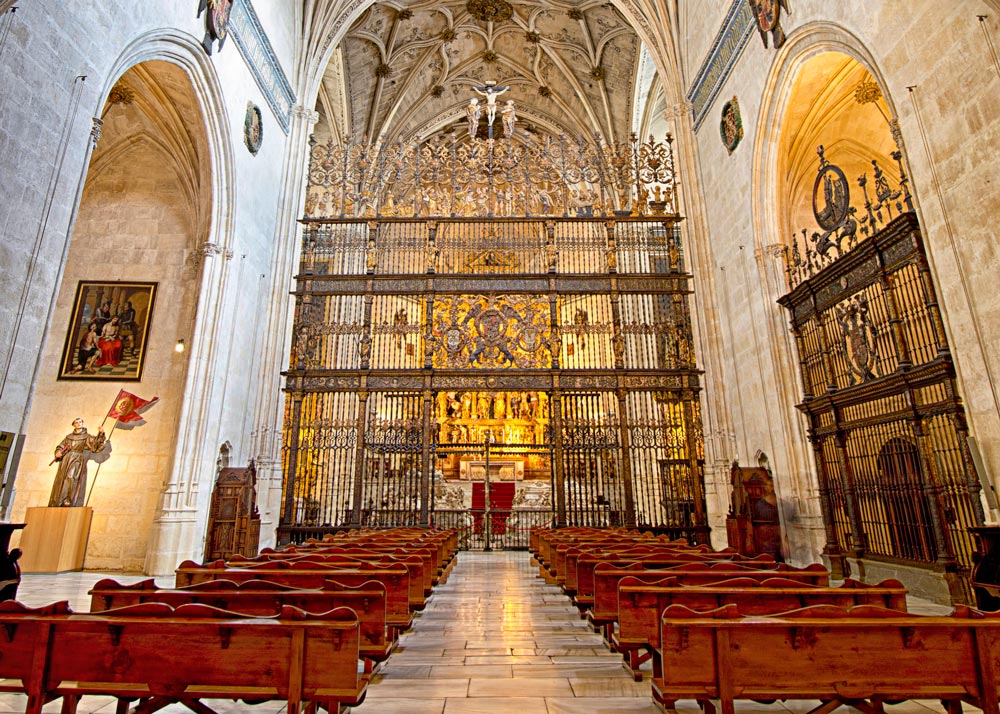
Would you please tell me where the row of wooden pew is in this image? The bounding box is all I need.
[530,526,1000,714]
[0,527,459,714]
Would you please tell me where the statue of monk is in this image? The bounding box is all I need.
[48,418,106,507]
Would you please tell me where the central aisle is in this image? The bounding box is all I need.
[353,550,657,714]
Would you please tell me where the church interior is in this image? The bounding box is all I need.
[2,0,1000,711]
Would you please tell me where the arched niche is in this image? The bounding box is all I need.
[776,51,896,244]
[13,57,215,572]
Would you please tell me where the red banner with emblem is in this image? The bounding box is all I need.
[108,390,158,423]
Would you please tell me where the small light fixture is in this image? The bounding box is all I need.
[175,339,185,353]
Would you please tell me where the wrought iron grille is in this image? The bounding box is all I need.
[779,145,983,602]
[282,215,706,548]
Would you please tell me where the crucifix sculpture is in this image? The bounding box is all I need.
[471,82,509,138]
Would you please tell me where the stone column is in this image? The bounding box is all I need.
[665,99,735,548]
[757,243,827,563]
[145,242,234,574]
[250,103,319,549]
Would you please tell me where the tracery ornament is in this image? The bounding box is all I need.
[783,141,913,288]
[834,292,879,385]
[106,81,135,109]
[720,97,743,155]
[854,77,883,106]
[244,102,263,156]
[431,295,551,369]
[748,0,788,49]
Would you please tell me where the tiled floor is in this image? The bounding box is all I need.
[8,552,953,714]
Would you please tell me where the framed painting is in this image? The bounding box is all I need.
[58,281,157,381]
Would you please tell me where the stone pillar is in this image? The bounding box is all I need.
[664,99,736,548]
[757,243,827,563]
[145,242,233,574]
[250,104,319,549]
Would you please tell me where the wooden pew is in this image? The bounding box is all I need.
[294,527,459,578]
[174,560,414,633]
[652,603,1000,714]
[560,542,723,594]
[0,600,367,714]
[531,528,651,578]
[88,577,393,671]
[589,561,830,630]
[236,548,436,593]
[614,577,906,680]
[573,553,776,611]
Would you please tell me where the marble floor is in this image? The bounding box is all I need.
[7,552,953,714]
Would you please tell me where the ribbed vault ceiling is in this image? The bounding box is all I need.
[314,0,644,146]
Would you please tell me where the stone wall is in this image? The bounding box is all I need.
[1,1,301,572]
[676,0,1000,569]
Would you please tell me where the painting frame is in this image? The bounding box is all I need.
[58,281,158,382]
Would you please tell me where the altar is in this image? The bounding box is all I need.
[460,460,524,481]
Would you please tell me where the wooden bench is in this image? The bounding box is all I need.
[531,527,669,578]
[614,577,906,680]
[236,549,436,593]
[572,553,776,611]
[589,561,830,631]
[262,545,449,586]
[0,600,367,714]
[294,528,459,578]
[174,560,414,633]
[652,603,1000,714]
[560,543,724,593]
[88,577,393,671]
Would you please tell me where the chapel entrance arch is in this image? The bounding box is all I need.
[11,56,216,572]
[762,42,984,600]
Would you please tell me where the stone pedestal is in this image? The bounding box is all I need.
[18,507,93,572]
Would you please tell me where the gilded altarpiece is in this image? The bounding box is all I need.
[779,146,984,602]
[281,134,707,548]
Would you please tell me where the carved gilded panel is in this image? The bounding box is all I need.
[431,294,552,369]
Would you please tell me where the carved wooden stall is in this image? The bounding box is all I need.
[778,145,984,602]
[279,134,708,548]
[726,463,783,561]
[204,463,261,560]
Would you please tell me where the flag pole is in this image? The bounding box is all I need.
[84,391,123,507]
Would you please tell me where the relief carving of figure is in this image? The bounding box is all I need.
[466,98,481,138]
[501,100,517,138]
[366,237,378,273]
[493,393,506,420]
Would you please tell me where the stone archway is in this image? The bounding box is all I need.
[11,31,237,575]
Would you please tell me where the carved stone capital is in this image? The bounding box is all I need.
[291,103,321,125]
[187,242,233,268]
[668,100,693,120]
[765,242,787,260]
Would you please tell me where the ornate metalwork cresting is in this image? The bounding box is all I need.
[782,141,914,289]
[779,143,983,603]
[303,133,676,220]
[283,141,705,548]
